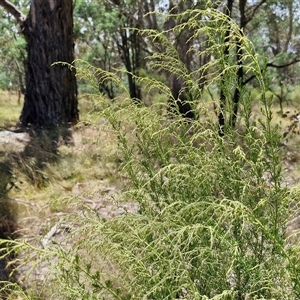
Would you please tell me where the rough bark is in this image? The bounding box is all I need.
[0,0,79,127]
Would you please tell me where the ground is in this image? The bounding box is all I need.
[0,91,139,295]
[1,90,300,297]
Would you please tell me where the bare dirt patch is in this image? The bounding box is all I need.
[0,125,138,296]
[0,129,30,152]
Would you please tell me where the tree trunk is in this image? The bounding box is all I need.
[117,21,142,104]
[168,75,195,119]
[165,0,195,120]
[20,0,78,127]
[231,0,247,128]
[218,0,233,136]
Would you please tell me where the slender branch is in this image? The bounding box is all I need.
[243,58,300,85]
[243,74,256,85]
[266,59,300,69]
[245,0,267,25]
[0,0,26,25]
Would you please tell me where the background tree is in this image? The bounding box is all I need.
[0,0,27,97]
[74,0,162,102]
[0,0,78,127]
[163,0,197,119]
[215,0,300,132]
[74,1,121,97]
[1,0,300,127]
[248,0,300,112]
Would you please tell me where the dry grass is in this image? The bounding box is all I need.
[1,87,300,298]
[0,91,123,235]
[0,91,127,298]
[1,87,300,200]
[0,88,300,201]
[0,90,23,128]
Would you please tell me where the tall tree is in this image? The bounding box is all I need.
[252,0,300,110]
[231,0,266,127]
[218,0,233,136]
[164,0,197,119]
[75,0,162,103]
[218,0,300,132]
[0,0,78,127]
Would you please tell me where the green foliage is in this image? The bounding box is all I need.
[2,6,300,300]
[0,2,27,90]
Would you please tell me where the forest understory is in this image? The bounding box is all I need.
[1,92,300,298]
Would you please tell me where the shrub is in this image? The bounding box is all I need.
[2,6,300,300]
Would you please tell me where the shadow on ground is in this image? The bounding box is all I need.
[0,125,73,294]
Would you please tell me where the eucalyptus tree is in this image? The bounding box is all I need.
[75,0,162,102]
[247,0,300,110]
[0,0,27,95]
[216,0,300,133]
[75,0,206,114]
[219,0,267,132]
[74,0,120,97]
[76,0,300,125]
[0,0,78,127]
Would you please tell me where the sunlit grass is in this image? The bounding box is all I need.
[1,70,300,299]
[0,90,121,219]
[0,90,23,127]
